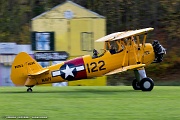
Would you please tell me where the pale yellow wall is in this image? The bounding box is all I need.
[93,18,106,52]
[32,18,106,56]
[69,18,105,56]
[31,19,69,51]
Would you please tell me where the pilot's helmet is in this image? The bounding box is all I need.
[93,49,97,53]
[152,40,159,47]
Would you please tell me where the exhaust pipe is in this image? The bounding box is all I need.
[152,40,166,63]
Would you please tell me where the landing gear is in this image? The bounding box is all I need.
[132,78,154,91]
[140,77,154,91]
[132,79,141,90]
[133,69,154,91]
[27,87,33,92]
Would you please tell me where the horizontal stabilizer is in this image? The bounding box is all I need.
[28,68,49,76]
[105,64,145,75]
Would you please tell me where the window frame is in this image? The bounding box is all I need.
[81,32,94,51]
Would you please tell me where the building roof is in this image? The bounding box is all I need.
[32,0,105,20]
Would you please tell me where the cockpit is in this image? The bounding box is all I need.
[92,40,125,59]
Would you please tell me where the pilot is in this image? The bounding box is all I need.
[109,45,116,54]
[93,49,98,58]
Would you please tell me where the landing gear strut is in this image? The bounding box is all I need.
[27,87,33,92]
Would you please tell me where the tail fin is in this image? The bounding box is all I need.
[11,52,43,86]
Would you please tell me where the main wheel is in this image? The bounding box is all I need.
[140,77,154,91]
[27,88,32,92]
[132,79,141,90]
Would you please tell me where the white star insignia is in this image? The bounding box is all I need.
[61,65,75,78]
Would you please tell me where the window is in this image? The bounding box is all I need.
[31,32,54,51]
[81,32,93,51]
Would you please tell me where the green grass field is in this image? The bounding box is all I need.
[0,86,179,120]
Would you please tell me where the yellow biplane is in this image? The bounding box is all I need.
[11,28,166,92]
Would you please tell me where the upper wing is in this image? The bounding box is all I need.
[96,28,154,42]
[113,28,154,41]
[105,64,145,75]
[96,32,124,42]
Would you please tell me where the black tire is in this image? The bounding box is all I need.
[132,79,141,90]
[27,88,32,92]
[140,77,154,91]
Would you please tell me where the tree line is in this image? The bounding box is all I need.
[0,0,179,79]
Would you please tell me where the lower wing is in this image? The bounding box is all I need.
[105,64,145,75]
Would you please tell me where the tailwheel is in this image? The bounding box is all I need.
[27,88,33,92]
[140,77,154,91]
[132,79,141,90]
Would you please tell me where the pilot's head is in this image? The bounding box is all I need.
[93,49,97,53]
[152,40,159,47]
[110,45,114,49]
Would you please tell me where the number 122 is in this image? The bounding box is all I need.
[86,60,106,73]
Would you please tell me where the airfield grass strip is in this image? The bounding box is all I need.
[0,86,179,120]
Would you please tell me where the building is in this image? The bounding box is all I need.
[0,43,33,86]
[31,0,106,86]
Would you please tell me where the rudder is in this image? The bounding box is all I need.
[11,52,43,86]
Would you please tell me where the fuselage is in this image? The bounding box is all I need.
[31,43,155,85]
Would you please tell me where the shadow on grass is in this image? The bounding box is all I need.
[74,88,136,94]
[0,87,138,95]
